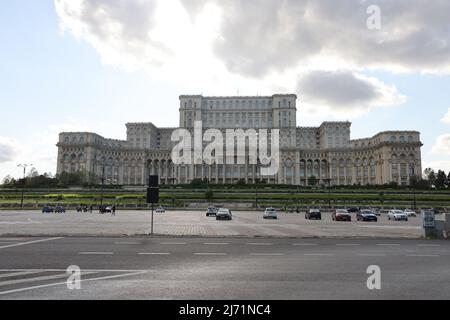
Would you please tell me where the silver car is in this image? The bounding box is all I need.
[206,206,218,216]
[388,210,408,221]
[263,207,278,219]
[216,208,232,220]
[403,209,417,217]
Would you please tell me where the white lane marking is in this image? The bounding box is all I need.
[0,272,97,287]
[406,254,439,257]
[250,253,284,256]
[357,253,386,257]
[114,242,141,245]
[0,271,43,279]
[0,269,146,273]
[79,252,113,255]
[247,243,273,246]
[376,244,400,247]
[138,252,171,255]
[336,244,360,246]
[0,237,64,250]
[304,253,334,256]
[204,243,229,245]
[292,243,318,246]
[416,244,441,247]
[194,253,227,256]
[160,242,186,245]
[0,271,147,296]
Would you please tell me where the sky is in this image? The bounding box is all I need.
[1,0,450,180]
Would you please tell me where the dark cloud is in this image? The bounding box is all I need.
[297,70,405,111]
[211,0,450,76]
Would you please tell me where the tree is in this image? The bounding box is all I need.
[27,167,39,178]
[56,171,86,186]
[410,175,430,189]
[2,175,12,185]
[205,190,214,202]
[424,168,437,187]
[435,170,447,189]
[308,176,318,186]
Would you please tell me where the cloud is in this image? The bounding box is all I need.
[442,108,450,124]
[431,133,450,155]
[422,160,450,173]
[57,0,450,118]
[210,0,450,77]
[55,0,450,77]
[0,137,19,163]
[297,70,406,116]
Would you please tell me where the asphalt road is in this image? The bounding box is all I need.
[0,236,448,300]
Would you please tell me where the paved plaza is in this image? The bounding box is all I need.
[0,210,422,238]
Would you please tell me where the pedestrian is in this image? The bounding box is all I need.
[90,205,93,213]
[112,205,116,216]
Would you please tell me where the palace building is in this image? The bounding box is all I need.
[56,94,423,186]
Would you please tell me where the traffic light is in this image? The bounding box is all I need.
[146,187,159,203]
[149,175,158,188]
[146,175,159,203]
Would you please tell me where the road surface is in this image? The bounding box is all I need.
[0,236,448,299]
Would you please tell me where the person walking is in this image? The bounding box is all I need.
[112,205,116,216]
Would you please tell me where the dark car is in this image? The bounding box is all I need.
[305,207,322,220]
[42,206,54,213]
[357,210,378,222]
[54,206,66,213]
[216,208,232,220]
[347,207,360,213]
[76,205,88,212]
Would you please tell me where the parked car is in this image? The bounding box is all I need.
[357,209,378,222]
[155,206,165,213]
[263,207,278,219]
[305,207,322,220]
[206,206,218,216]
[403,209,417,217]
[216,208,232,220]
[369,207,381,216]
[76,205,88,212]
[54,206,66,213]
[388,210,408,221]
[332,209,351,221]
[42,206,54,213]
[103,206,112,213]
[346,207,360,213]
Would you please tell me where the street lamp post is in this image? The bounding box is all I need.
[324,178,332,209]
[17,163,32,208]
[100,165,105,208]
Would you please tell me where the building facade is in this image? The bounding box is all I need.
[56,94,423,186]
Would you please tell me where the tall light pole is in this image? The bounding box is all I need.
[17,163,33,208]
[100,165,105,208]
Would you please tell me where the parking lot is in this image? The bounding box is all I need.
[0,209,423,238]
